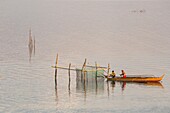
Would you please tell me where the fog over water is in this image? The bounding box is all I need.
[0,0,170,113]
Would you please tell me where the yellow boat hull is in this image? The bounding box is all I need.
[107,74,165,82]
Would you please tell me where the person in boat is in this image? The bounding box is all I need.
[120,70,126,78]
[110,70,116,78]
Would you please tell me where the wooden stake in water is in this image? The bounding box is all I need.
[33,36,35,56]
[68,63,71,81]
[95,62,98,93]
[81,58,87,82]
[84,70,86,82]
[107,79,110,97]
[83,70,86,98]
[28,29,33,62]
[68,63,71,90]
[82,58,87,71]
[95,62,98,78]
[55,54,58,87]
[107,64,110,97]
[107,63,110,78]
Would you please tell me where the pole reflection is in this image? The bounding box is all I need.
[28,44,33,62]
[76,70,105,100]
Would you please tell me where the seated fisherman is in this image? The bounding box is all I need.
[110,70,116,78]
[120,70,126,78]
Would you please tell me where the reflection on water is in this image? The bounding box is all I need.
[121,82,126,92]
[76,70,105,99]
[61,69,164,100]
[1,0,170,112]
[58,69,164,100]
[55,87,59,106]
[107,81,110,97]
[28,45,33,62]
[28,29,35,62]
[146,82,164,88]
[109,81,164,92]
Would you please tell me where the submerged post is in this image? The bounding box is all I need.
[55,54,59,87]
[95,62,98,93]
[83,70,87,98]
[68,63,71,81]
[83,70,86,84]
[107,63,110,97]
[33,36,35,56]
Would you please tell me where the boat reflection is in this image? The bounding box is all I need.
[75,77,164,98]
[143,82,164,88]
[54,70,164,102]
[109,81,164,92]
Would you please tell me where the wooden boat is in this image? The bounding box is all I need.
[107,74,165,82]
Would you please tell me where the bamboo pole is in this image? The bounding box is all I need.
[83,70,86,100]
[55,54,58,87]
[95,62,98,94]
[95,77,98,95]
[68,63,71,82]
[82,58,87,71]
[68,63,71,91]
[107,63,110,78]
[107,79,110,97]
[52,66,105,71]
[107,64,110,97]
[95,62,98,78]
[84,70,86,82]
[81,58,87,82]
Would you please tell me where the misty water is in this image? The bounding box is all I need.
[0,0,170,113]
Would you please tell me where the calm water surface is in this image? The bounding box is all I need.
[0,0,170,113]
